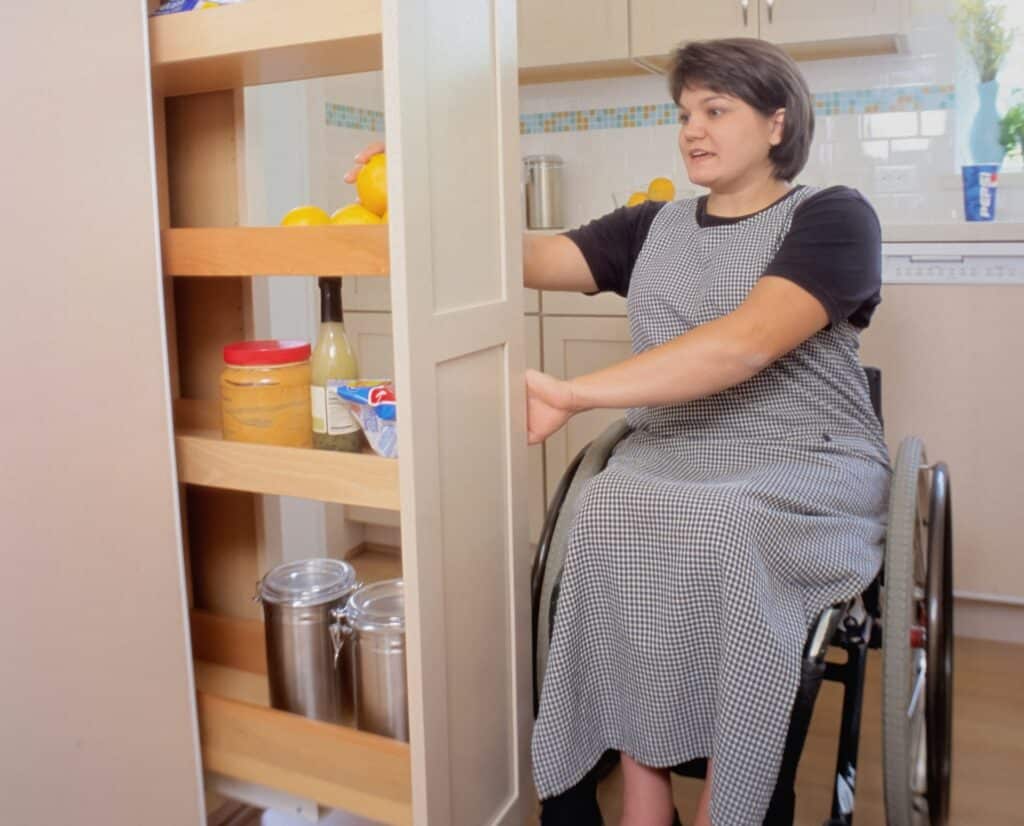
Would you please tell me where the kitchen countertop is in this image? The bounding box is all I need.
[882,223,1024,243]
[530,224,1024,243]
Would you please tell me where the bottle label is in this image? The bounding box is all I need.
[325,380,360,435]
[311,385,328,434]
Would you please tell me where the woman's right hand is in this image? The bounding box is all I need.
[344,141,386,184]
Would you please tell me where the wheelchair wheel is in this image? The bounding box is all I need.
[882,436,954,826]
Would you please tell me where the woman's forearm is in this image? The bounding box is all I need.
[567,314,771,412]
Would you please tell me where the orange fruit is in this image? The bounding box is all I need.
[647,177,675,202]
[330,203,383,225]
[356,154,388,217]
[626,191,648,207]
[280,205,330,226]
[381,210,388,223]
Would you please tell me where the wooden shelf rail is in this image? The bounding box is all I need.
[162,226,389,277]
[149,0,383,97]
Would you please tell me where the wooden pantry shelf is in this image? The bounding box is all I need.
[149,0,382,97]
[162,226,389,277]
[176,427,400,510]
[195,674,411,825]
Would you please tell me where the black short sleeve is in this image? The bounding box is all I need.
[763,186,882,329]
[562,201,665,297]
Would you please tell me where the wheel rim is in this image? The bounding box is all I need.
[926,463,953,825]
[883,437,930,826]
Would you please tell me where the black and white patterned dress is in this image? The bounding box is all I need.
[531,187,891,825]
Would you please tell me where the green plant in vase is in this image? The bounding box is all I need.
[954,0,1016,164]
[999,95,1024,162]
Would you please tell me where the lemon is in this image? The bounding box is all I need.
[330,203,384,225]
[647,177,676,202]
[356,154,388,217]
[280,205,331,226]
[381,210,388,223]
[626,191,648,207]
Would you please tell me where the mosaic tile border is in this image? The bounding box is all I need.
[325,102,385,132]
[326,84,956,135]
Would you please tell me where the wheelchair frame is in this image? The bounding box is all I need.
[531,369,953,826]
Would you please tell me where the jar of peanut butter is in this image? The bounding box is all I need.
[220,339,313,447]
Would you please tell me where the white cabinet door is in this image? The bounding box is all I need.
[341,311,395,379]
[759,0,905,45]
[344,278,540,314]
[519,0,629,68]
[630,0,757,61]
[541,316,633,496]
[542,289,627,316]
[525,316,545,542]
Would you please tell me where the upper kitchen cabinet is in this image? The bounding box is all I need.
[758,0,908,60]
[518,0,639,84]
[630,0,907,68]
[630,0,757,63]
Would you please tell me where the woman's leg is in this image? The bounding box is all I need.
[620,751,674,826]
[693,758,713,826]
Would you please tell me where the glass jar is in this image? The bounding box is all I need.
[220,339,313,447]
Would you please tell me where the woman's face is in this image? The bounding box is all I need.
[676,85,784,191]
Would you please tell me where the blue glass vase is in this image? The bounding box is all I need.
[969,79,1006,165]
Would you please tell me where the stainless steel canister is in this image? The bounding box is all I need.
[524,154,565,229]
[333,578,408,742]
[256,558,359,724]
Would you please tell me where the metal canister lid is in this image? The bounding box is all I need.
[258,558,357,607]
[346,578,405,633]
[523,154,564,167]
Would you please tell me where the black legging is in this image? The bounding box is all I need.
[539,658,827,826]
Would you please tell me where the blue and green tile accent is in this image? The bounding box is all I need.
[325,84,956,135]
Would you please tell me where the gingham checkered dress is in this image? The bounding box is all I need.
[531,188,892,825]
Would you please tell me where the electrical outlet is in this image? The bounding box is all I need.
[874,164,918,193]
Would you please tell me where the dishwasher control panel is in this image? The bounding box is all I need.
[883,243,1024,284]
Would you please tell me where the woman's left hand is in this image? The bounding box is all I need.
[526,369,576,445]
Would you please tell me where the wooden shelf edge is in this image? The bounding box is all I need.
[197,690,412,825]
[176,430,401,510]
[150,0,382,97]
[162,226,390,277]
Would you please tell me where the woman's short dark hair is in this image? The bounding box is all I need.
[668,38,814,182]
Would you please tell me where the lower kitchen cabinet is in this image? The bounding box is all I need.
[540,315,633,496]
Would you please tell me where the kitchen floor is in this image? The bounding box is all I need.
[527,636,1023,826]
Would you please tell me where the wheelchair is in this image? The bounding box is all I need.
[531,368,954,826]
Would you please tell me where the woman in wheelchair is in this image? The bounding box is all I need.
[522,39,890,826]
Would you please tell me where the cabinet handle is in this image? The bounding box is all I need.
[765,0,775,24]
[740,0,750,26]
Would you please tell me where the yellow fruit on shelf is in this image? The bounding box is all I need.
[647,177,676,202]
[356,154,388,217]
[626,191,648,207]
[280,205,331,226]
[330,203,384,225]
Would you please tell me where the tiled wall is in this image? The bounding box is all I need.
[319,0,1024,228]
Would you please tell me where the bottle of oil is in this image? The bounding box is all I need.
[311,277,362,452]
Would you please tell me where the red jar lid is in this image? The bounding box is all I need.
[223,339,311,366]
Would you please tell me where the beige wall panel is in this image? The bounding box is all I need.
[0,3,202,823]
[859,285,1024,600]
[518,0,628,68]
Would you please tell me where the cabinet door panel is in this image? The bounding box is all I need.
[519,0,629,68]
[525,316,545,542]
[760,0,904,45]
[541,316,633,497]
[630,0,756,60]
